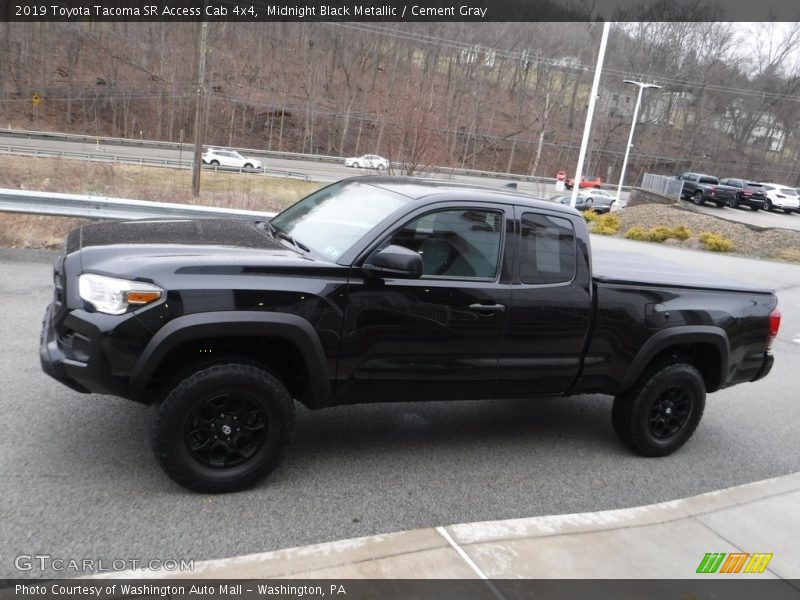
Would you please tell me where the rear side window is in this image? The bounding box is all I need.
[699,176,718,184]
[520,213,576,284]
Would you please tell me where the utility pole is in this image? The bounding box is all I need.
[192,20,208,197]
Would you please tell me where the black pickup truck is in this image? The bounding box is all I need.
[677,172,738,207]
[40,178,780,492]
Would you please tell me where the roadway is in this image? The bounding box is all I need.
[1,239,799,578]
[5,132,800,232]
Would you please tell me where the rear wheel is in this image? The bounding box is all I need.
[729,197,739,209]
[715,201,725,208]
[377,164,386,171]
[784,209,793,214]
[750,205,760,211]
[612,363,705,457]
[151,363,295,493]
[692,191,704,206]
[353,162,361,169]
[244,163,253,170]
[765,199,773,211]
[210,160,220,166]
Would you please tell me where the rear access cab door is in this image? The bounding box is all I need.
[498,206,593,395]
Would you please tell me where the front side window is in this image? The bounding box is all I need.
[520,213,576,285]
[388,209,503,279]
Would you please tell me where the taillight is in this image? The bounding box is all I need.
[743,191,751,196]
[767,308,781,351]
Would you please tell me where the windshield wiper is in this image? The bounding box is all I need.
[268,221,310,253]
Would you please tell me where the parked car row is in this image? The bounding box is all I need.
[676,172,799,214]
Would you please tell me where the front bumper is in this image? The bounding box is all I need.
[39,303,147,402]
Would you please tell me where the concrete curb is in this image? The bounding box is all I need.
[92,472,800,580]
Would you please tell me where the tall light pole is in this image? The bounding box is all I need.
[615,80,662,206]
[570,21,611,209]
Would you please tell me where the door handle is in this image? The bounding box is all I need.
[468,303,506,314]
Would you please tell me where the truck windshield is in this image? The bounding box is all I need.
[269,180,409,261]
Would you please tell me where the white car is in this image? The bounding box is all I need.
[202,148,262,170]
[759,183,800,213]
[344,154,389,170]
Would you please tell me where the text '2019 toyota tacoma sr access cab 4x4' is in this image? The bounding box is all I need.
[41,178,780,492]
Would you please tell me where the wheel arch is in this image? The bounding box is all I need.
[130,311,333,408]
[620,327,729,394]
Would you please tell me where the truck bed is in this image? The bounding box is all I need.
[591,248,774,295]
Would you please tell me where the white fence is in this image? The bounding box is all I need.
[641,173,684,198]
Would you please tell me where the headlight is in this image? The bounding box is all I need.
[78,273,163,315]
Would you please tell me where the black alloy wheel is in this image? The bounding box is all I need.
[184,392,267,469]
[612,362,705,457]
[152,362,295,493]
[647,387,692,439]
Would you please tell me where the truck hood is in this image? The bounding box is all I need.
[67,218,331,279]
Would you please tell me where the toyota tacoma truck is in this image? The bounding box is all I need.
[40,177,780,492]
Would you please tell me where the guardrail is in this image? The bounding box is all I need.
[0,188,276,221]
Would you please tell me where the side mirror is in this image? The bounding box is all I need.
[363,245,423,279]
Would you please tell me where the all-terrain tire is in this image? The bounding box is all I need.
[612,363,705,457]
[151,363,295,493]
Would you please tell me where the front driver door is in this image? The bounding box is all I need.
[336,203,513,402]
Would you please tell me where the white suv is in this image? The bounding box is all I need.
[202,148,262,170]
[760,183,800,214]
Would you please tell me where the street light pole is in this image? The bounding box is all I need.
[570,21,611,209]
[615,80,662,206]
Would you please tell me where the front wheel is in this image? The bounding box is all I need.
[377,164,386,171]
[244,163,253,170]
[352,162,360,169]
[765,199,773,211]
[784,209,793,214]
[692,191,704,206]
[729,197,739,209]
[151,363,295,493]
[750,205,760,211]
[210,160,220,166]
[612,363,705,457]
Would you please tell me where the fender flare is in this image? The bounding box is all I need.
[129,311,332,407]
[619,326,729,392]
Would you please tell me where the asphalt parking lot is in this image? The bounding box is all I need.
[1,241,799,579]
